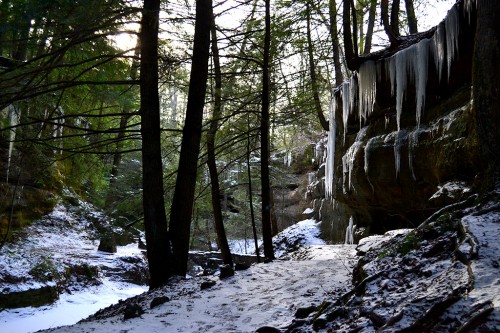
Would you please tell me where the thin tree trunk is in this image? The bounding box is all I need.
[356,1,364,54]
[404,0,418,34]
[140,0,171,288]
[306,2,328,131]
[169,0,212,276]
[363,0,377,55]
[247,113,260,263]
[350,0,359,59]
[261,0,274,261]
[328,0,344,85]
[472,0,500,191]
[207,7,233,267]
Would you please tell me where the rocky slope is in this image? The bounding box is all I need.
[284,184,500,332]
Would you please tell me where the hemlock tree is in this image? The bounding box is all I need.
[207,6,233,268]
[140,0,171,288]
[261,0,275,261]
[169,0,212,276]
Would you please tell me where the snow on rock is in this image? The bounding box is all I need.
[272,219,326,258]
[282,185,500,332]
[356,229,412,255]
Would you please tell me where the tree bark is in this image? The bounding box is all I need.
[261,0,274,261]
[169,0,212,276]
[390,0,401,38]
[404,0,418,34]
[328,0,344,85]
[306,1,328,131]
[343,0,356,70]
[363,0,377,55]
[247,112,260,262]
[381,0,399,46]
[207,7,233,267]
[140,0,171,288]
[472,0,500,191]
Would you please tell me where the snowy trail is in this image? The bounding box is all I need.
[39,245,357,333]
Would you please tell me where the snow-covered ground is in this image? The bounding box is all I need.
[20,218,356,333]
[0,280,146,333]
[39,250,357,333]
[0,199,148,333]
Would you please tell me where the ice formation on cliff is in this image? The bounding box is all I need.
[323,1,468,193]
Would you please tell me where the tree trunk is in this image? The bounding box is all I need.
[169,0,212,276]
[381,0,399,46]
[472,0,500,191]
[207,7,233,267]
[356,1,364,54]
[343,0,355,70]
[306,2,328,131]
[261,0,275,261]
[247,113,260,262]
[140,0,171,288]
[363,0,377,55]
[390,0,401,38]
[404,0,418,34]
[328,0,344,85]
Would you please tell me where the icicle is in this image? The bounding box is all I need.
[445,7,460,81]
[393,130,407,177]
[6,105,20,182]
[314,142,322,163]
[283,151,292,167]
[53,106,64,155]
[396,45,418,131]
[342,127,368,193]
[408,129,420,181]
[341,81,350,143]
[357,60,378,126]
[364,137,376,193]
[388,56,396,96]
[342,155,347,194]
[464,0,476,23]
[415,39,431,127]
[344,216,355,245]
[432,23,446,83]
[324,97,336,198]
[308,172,315,185]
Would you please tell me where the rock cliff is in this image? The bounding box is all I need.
[307,0,485,243]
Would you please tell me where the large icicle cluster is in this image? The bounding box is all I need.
[323,1,471,197]
[324,97,336,198]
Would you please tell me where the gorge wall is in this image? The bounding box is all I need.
[306,0,483,243]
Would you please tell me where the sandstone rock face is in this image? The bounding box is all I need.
[305,0,485,244]
[302,0,493,243]
[309,86,479,243]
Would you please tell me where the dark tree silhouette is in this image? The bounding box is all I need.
[139,0,171,288]
[261,0,275,261]
[169,0,212,276]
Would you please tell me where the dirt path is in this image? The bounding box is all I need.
[40,245,357,333]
